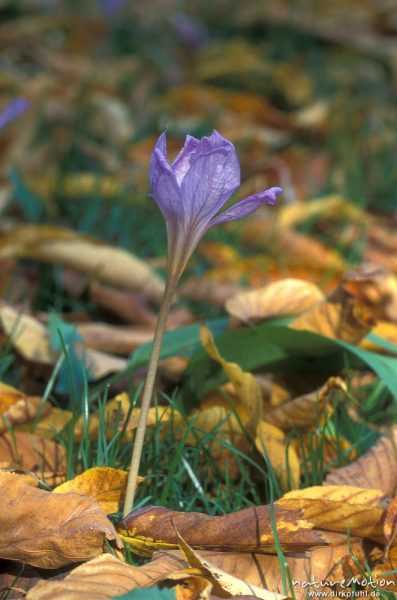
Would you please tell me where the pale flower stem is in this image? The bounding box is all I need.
[123,275,179,517]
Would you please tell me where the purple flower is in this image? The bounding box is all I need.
[169,12,208,49]
[150,130,282,279]
[0,98,28,131]
[100,0,127,16]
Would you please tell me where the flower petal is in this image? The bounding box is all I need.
[149,131,168,183]
[171,135,200,185]
[208,186,283,229]
[0,97,28,130]
[179,135,240,222]
[150,148,183,223]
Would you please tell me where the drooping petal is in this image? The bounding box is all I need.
[207,186,283,229]
[0,97,28,130]
[171,135,200,185]
[180,139,240,222]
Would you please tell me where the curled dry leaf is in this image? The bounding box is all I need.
[118,504,325,557]
[0,431,66,487]
[26,552,187,600]
[53,466,143,514]
[0,471,120,568]
[324,426,397,496]
[291,295,375,344]
[255,421,300,490]
[0,225,165,301]
[277,195,367,230]
[277,485,386,543]
[342,265,397,323]
[0,304,127,379]
[225,278,324,325]
[264,377,346,431]
[0,382,48,434]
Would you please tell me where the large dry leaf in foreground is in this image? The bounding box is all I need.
[0,431,66,486]
[53,466,142,514]
[118,504,324,556]
[0,472,119,568]
[0,304,127,378]
[277,485,386,542]
[325,427,397,496]
[26,552,187,600]
[177,532,286,600]
[0,225,165,301]
[225,278,324,325]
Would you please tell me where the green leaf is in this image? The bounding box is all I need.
[181,324,397,410]
[113,587,176,599]
[130,317,228,369]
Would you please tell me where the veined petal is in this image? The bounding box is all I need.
[180,144,240,223]
[171,135,200,185]
[149,131,168,186]
[208,186,283,229]
[150,148,183,224]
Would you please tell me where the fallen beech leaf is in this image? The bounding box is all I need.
[53,467,141,514]
[200,326,263,436]
[176,531,286,600]
[0,304,127,378]
[342,266,397,323]
[0,431,66,487]
[225,278,324,325]
[0,225,165,301]
[265,377,346,430]
[256,421,300,490]
[277,485,386,542]
[291,296,375,344]
[0,471,119,568]
[26,552,187,600]
[118,504,325,556]
[324,427,397,496]
[277,195,366,230]
[384,496,397,553]
[0,382,49,434]
[77,322,154,355]
[360,320,397,354]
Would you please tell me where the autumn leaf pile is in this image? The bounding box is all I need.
[1,0,397,598]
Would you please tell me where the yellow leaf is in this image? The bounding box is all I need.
[226,278,324,324]
[277,485,386,542]
[256,421,300,490]
[199,326,263,436]
[53,467,140,514]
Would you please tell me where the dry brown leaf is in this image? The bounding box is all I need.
[0,304,127,378]
[26,552,187,600]
[0,225,164,301]
[291,284,376,344]
[90,282,158,325]
[77,322,154,355]
[53,467,141,514]
[256,421,300,490]
[176,532,286,600]
[118,504,325,557]
[342,266,397,322]
[0,382,49,434]
[0,471,119,568]
[265,377,346,430]
[324,427,397,496]
[277,195,367,230]
[0,431,66,487]
[225,278,324,325]
[277,485,386,543]
[360,320,397,353]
